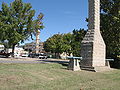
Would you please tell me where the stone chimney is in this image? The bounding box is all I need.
[35,30,40,54]
[80,0,106,71]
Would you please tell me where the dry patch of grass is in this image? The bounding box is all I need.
[0,63,120,90]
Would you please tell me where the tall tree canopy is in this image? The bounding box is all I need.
[72,29,86,56]
[33,13,44,35]
[44,33,64,58]
[0,0,44,54]
[44,29,86,58]
[62,33,73,55]
[100,0,120,61]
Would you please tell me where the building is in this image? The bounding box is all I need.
[7,46,29,57]
[24,42,45,53]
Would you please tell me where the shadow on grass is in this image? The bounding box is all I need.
[36,59,69,69]
[110,61,120,69]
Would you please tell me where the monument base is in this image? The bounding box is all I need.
[80,66,112,72]
[67,57,81,71]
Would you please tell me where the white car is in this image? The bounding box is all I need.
[39,54,47,59]
[14,53,20,57]
[21,53,28,57]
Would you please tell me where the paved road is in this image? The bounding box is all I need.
[0,58,69,64]
[0,60,46,64]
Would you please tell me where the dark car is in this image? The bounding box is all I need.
[0,50,11,58]
[28,53,40,58]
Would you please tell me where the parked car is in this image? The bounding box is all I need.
[14,53,20,57]
[28,53,47,59]
[39,53,47,59]
[0,50,11,58]
[20,53,28,57]
[28,53,39,58]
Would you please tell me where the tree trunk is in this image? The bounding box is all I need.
[11,44,16,57]
[55,52,57,58]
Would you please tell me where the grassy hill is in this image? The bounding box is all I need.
[0,63,120,90]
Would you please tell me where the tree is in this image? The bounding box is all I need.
[44,29,86,58]
[0,0,37,55]
[72,29,86,56]
[100,0,120,61]
[44,34,64,58]
[33,13,44,34]
[62,33,73,55]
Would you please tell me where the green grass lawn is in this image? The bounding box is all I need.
[0,63,120,90]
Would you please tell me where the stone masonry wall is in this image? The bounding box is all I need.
[81,0,106,68]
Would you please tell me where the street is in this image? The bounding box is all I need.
[0,57,69,64]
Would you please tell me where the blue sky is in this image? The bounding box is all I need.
[0,0,88,44]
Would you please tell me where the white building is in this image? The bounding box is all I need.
[8,46,28,57]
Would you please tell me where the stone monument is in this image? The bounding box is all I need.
[67,57,81,71]
[35,30,40,54]
[80,0,106,71]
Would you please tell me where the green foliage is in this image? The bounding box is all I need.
[100,0,120,60]
[44,29,86,57]
[0,0,35,47]
[44,34,64,54]
[71,29,86,56]
[0,0,44,54]
[33,13,44,35]
[62,33,73,55]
